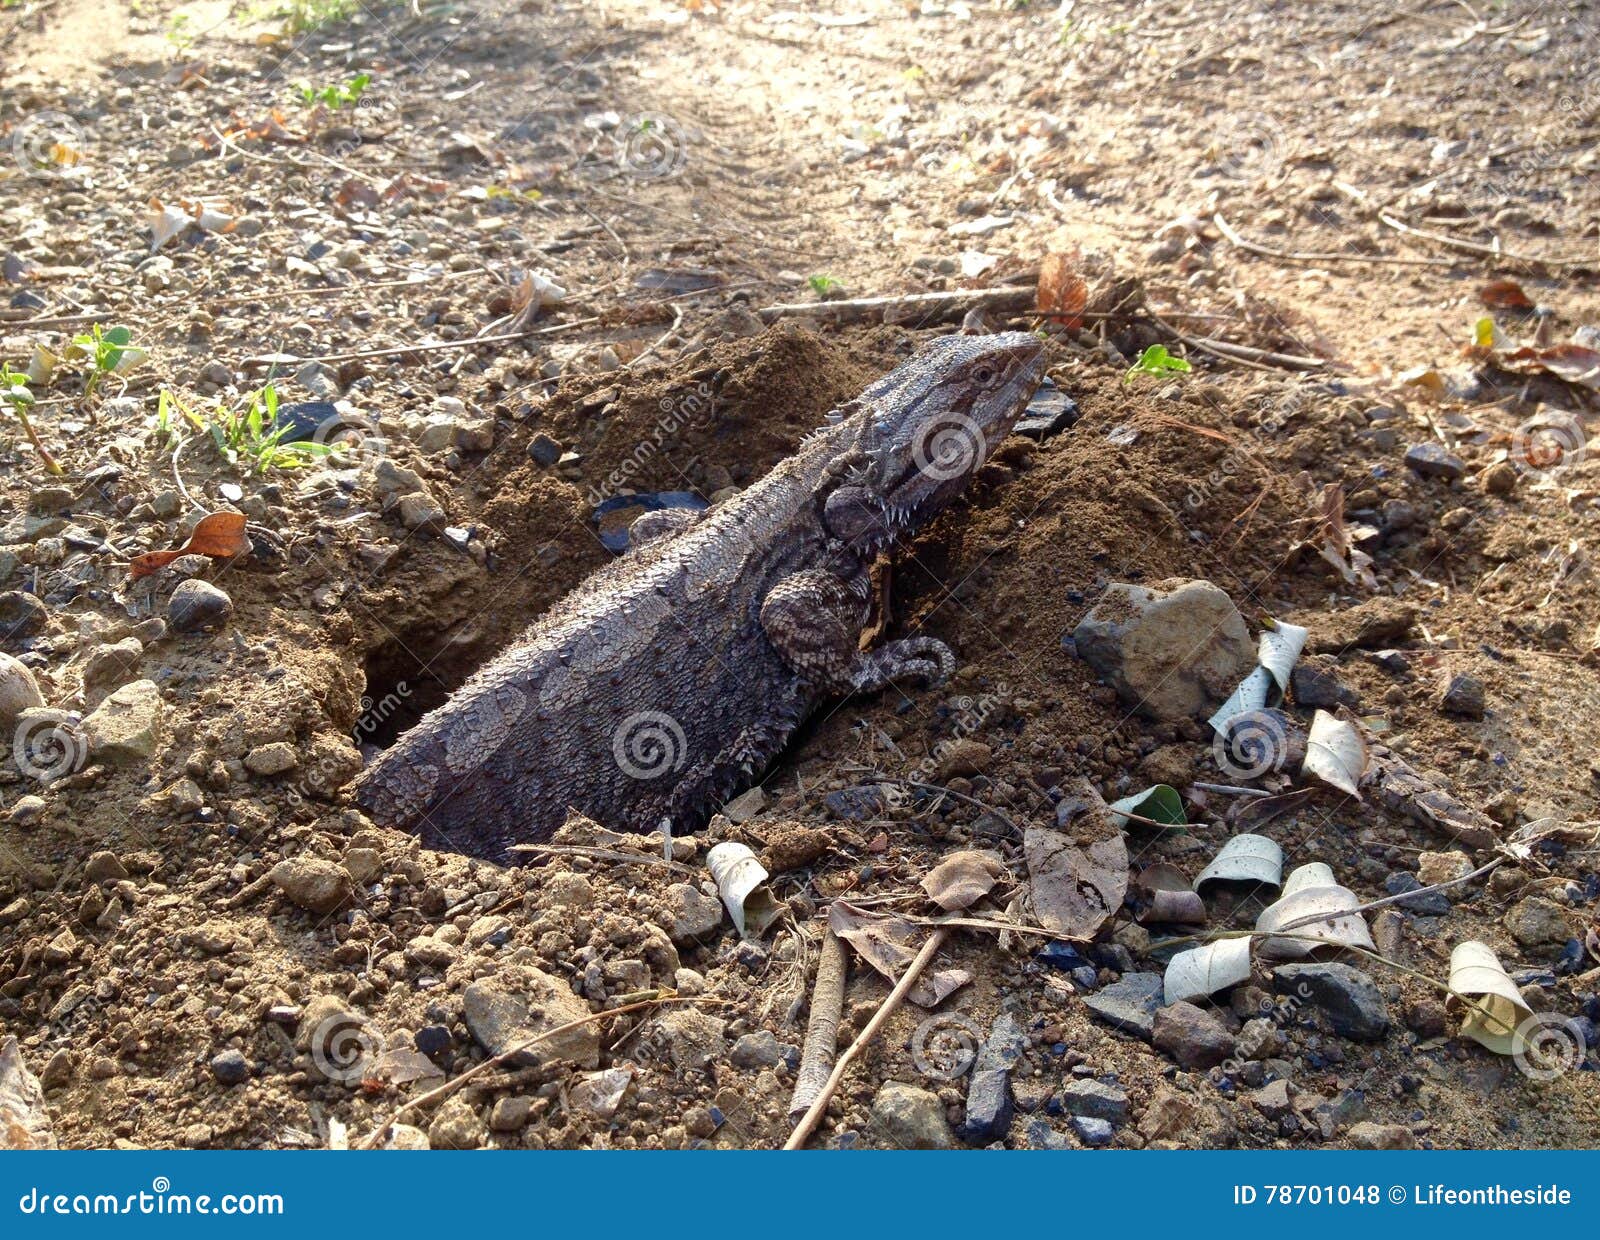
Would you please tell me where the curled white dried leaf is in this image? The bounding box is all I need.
[1195,833,1284,894]
[1447,941,1536,1056]
[1207,619,1309,733]
[705,841,781,939]
[1163,937,1253,1005]
[1301,709,1366,796]
[1255,862,1374,960]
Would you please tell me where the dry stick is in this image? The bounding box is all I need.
[507,842,698,875]
[758,286,1036,326]
[1154,313,1330,372]
[1377,211,1597,271]
[1191,781,1272,798]
[784,928,950,1151]
[359,993,722,1148]
[1212,212,1455,268]
[787,929,848,1117]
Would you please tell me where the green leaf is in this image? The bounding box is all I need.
[1123,343,1192,383]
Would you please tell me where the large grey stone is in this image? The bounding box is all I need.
[1072,579,1254,720]
[1083,972,1165,1039]
[1272,963,1389,1041]
[463,966,600,1068]
[871,1082,954,1149]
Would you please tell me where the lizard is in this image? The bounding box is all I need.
[353,331,1048,864]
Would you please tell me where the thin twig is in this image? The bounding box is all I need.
[783,928,949,1150]
[1377,211,1596,271]
[1213,212,1454,268]
[506,842,697,874]
[1191,781,1273,798]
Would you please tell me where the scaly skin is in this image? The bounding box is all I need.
[354,332,1047,863]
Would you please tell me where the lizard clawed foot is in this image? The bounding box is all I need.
[847,636,956,693]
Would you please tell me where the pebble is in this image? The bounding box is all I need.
[84,851,129,884]
[413,1026,452,1058]
[1404,442,1466,480]
[1480,461,1517,495]
[1152,1001,1234,1069]
[1070,1115,1115,1147]
[463,967,600,1068]
[1290,660,1358,710]
[488,1096,531,1131]
[268,857,352,915]
[665,882,724,944]
[528,434,563,467]
[1347,1121,1416,1150]
[870,1082,954,1149]
[244,742,298,776]
[8,795,46,826]
[1505,898,1572,950]
[933,738,992,781]
[653,1008,726,1073]
[729,1030,795,1070]
[427,1097,483,1150]
[1383,871,1452,916]
[1440,673,1485,719]
[1083,972,1165,1040]
[1059,1079,1129,1124]
[1272,963,1390,1040]
[167,580,234,632]
[957,1013,1024,1145]
[0,590,49,640]
[82,679,164,763]
[1405,999,1449,1037]
[209,1049,249,1086]
[81,638,143,706]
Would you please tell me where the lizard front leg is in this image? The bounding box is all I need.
[625,507,701,552]
[760,569,954,695]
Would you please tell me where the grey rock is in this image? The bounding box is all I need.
[269,857,351,915]
[1290,661,1358,710]
[463,968,600,1068]
[82,679,164,763]
[729,1030,795,1070]
[1272,963,1390,1040]
[1384,871,1451,916]
[427,1097,483,1149]
[0,591,48,642]
[665,882,724,944]
[1025,1117,1073,1149]
[870,1081,954,1149]
[653,1008,726,1073]
[167,580,234,632]
[1071,1115,1115,1146]
[957,1068,1013,1145]
[1404,442,1466,480]
[1505,898,1571,950]
[1440,673,1485,719]
[528,434,563,467]
[1083,972,1165,1040]
[80,638,143,707]
[1072,578,1254,720]
[209,1049,249,1085]
[1059,1078,1129,1124]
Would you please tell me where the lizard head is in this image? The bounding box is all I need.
[825,331,1047,548]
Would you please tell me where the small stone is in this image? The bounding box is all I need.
[0,590,49,641]
[1083,972,1165,1039]
[244,742,298,775]
[655,1008,727,1073]
[1070,1116,1114,1146]
[1137,1084,1200,1142]
[1384,871,1452,916]
[1440,673,1485,719]
[528,434,563,467]
[379,1124,430,1150]
[1417,850,1473,887]
[427,1097,483,1150]
[1505,898,1571,950]
[683,1106,718,1139]
[414,1026,452,1057]
[934,738,992,780]
[82,679,164,763]
[43,927,77,965]
[1347,1121,1416,1150]
[342,847,383,885]
[1234,1016,1285,1060]
[720,786,766,823]
[1480,461,1517,496]
[1072,579,1254,721]
[1290,660,1359,710]
[209,1049,249,1085]
[7,795,45,825]
[83,851,128,884]
[488,1096,531,1132]
[80,638,143,707]
[167,580,233,632]
[269,857,352,915]
[870,1082,954,1149]
[545,872,593,908]
[1059,1079,1129,1124]
[1250,1078,1294,1122]
[1405,999,1449,1037]
[665,882,724,944]
[1272,963,1390,1040]
[1404,442,1466,480]
[403,935,459,969]
[1153,1001,1234,1069]
[397,493,446,531]
[729,1030,794,1070]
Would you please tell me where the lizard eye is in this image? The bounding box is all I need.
[970,363,998,387]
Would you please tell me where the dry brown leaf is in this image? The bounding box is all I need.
[920,850,1006,911]
[1023,782,1128,941]
[1036,250,1088,329]
[1478,279,1534,311]
[128,511,250,579]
